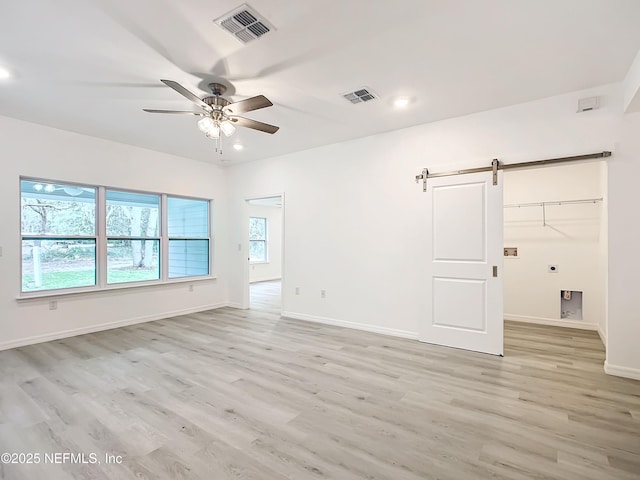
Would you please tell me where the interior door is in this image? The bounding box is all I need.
[421,170,503,355]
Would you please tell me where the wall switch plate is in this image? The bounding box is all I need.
[295,287,300,295]
[321,290,326,298]
[548,265,559,273]
[49,300,57,310]
[188,284,194,292]
[0,246,3,257]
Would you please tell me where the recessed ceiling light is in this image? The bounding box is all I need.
[233,144,244,151]
[393,97,410,108]
[0,67,11,79]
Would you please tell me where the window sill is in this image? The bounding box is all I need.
[250,261,269,265]
[16,276,217,302]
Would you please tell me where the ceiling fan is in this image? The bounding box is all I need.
[143,79,279,153]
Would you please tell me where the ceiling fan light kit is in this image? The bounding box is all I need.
[220,120,236,136]
[197,116,215,133]
[144,80,279,156]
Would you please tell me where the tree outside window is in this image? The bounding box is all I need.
[21,180,97,292]
[106,190,160,284]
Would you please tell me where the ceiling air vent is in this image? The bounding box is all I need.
[577,96,600,113]
[214,4,275,44]
[342,88,378,104]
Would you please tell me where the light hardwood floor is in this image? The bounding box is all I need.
[1,280,639,479]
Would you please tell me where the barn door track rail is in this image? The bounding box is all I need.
[415,151,611,192]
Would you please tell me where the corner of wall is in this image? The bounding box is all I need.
[623,47,640,113]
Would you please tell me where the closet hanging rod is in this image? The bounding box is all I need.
[504,197,603,208]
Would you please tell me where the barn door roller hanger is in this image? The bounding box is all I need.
[415,151,611,192]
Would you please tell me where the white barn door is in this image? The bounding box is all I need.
[421,170,503,355]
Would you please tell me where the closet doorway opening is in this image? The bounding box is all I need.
[503,160,608,348]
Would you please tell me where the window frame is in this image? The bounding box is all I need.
[19,176,214,298]
[166,195,212,279]
[105,189,162,286]
[20,178,98,294]
[249,216,268,264]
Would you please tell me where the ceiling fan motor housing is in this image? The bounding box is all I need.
[203,96,230,109]
[202,83,231,112]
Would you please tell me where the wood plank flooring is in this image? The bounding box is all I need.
[1,280,639,479]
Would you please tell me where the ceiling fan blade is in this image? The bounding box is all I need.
[223,95,273,115]
[143,109,203,115]
[160,79,211,110]
[230,116,279,134]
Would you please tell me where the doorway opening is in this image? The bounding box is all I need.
[246,195,284,313]
[250,280,282,314]
[503,160,607,348]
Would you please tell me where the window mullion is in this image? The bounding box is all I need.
[161,194,168,281]
[97,186,107,287]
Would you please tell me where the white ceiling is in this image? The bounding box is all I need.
[1,0,639,165]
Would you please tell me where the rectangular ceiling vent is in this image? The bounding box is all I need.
[214,4,275,44]
[342,88,378,104]
[577,96,600,113]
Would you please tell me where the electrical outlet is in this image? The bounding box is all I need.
[49,300,57,310]
[548,265,559,273]
[0,246,3,257]
[295,287,300,295]
[321,290,326,299]
[188,284,194,292]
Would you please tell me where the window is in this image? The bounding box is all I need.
[106,190,160,284]
[249,217,267,263]
[168,197,210,278]
[20,177,212,294]
[21,180,97,292]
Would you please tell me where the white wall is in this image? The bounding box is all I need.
[0,115,229,350]
[606,111,640,379]
[503,162,606,333]
[226,84,621,342]
[249,204,282,283]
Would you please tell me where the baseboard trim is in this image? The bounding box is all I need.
[597,326,607,347]
[504,314,598,331]
[604,361,640,381]
[282,311,419,340]
[0,302,227,352]
[226,302,247,309]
